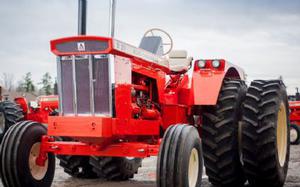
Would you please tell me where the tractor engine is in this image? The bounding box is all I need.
[131,73,160,120]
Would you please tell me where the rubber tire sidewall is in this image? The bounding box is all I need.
[180,128,202,187]
[17,124,55,187]
[274,87,290,184]
[157,125,203,187]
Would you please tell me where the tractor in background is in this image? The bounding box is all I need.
[14,95,59,123]
[0,95,58,143]
[289,88,300,144]
[0,86,24,142]
[0,1,290,187]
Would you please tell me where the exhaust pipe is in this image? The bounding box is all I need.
[109,0,116,37]
[78,0,87,35]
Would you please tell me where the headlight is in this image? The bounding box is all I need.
[212,60,220,68]
[198,60,206,68]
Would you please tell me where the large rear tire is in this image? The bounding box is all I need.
[241,80,290,186]
[157,125,203,187]
[202,79,247,186]
[290,124,300,145]
[56,137,98,178]
[0,121,55,187]
[89,156,142,180]
[0,100,24,142]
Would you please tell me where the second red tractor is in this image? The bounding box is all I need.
[288,88,300,145]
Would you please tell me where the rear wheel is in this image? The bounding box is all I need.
[0,121,55,187]
[157,125,203,187]
[290,124,300,145]
[56,137,98,178]
[241,80,290,186]
[89,156,142,180]
[202,79,247,186]
[0,100,24,142]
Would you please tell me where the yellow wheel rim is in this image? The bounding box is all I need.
[276,102,287,167]
[28,143,48,180]
[188,148,199,187]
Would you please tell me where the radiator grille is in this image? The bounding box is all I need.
[58,55,111,116]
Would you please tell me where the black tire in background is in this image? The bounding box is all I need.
[241,80,290,187]
[0,100,24,142]
[0,121,55,187]
[290,124,300,145]
[56,137,98,178]
[89,156,142,180]
[58,155,98,178]
[157,125,203,187]
[202,79,247,186]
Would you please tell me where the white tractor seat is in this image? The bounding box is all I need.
[168,50,192,72]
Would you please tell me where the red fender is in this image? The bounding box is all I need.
[14,97,28,113]
[191,60,245,105]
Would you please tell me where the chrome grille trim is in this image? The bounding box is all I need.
[88,55,95,115]
[58,54,112,116]
[108,54,114,115]
[72,55,78,115]
[57,57,63,115]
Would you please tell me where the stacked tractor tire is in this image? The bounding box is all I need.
[201,79,289,187]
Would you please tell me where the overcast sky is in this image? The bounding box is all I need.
[1,0,300,94]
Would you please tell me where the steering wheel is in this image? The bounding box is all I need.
[143,28,173,56]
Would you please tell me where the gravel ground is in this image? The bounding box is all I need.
[1,145,300,187]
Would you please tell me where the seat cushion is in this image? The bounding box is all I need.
[168,57,193,72]
[169,50,188,58]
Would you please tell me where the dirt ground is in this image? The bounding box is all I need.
[1,145,300,187]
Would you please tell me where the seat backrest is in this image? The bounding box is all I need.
[139,36,164,56]
[168,50,192,72]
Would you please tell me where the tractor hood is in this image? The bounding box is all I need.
[50,36,170,72]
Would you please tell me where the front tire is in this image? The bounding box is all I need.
[241,80,290,186]
[0,121,55,187]
[157,125,203,187]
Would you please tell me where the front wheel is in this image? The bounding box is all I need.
[157,125,203,187]
[0,121,55,187]
[290,124,300,145]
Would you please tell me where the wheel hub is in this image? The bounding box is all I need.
[0,112,5,134]
[188,148,199,187]
[28,142,48,180]
[276,102,287,167]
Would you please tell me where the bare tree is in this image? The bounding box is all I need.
[0,73,15,91]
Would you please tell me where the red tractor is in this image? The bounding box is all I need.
[289,88,300,145]
[14,95,59,123]
[0,95,58,143]
[0,1,290,187]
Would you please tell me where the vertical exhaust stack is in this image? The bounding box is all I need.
[109,0,116,37]
[78,0,87,35]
